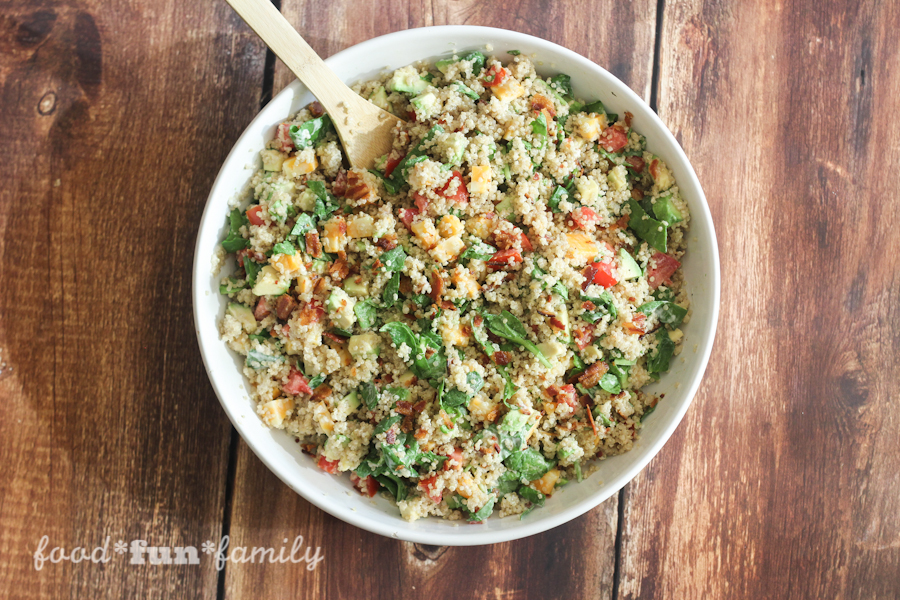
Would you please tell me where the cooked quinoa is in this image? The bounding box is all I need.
[216,51,691,522]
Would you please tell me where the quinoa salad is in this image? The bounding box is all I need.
[215,50,691,522]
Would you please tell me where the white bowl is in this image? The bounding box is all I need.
[192,25,720,546]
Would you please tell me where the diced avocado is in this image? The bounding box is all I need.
[617,248,642,280]
[260,149,285,172]
[438,132,468,166]
[649,156,676,191]
[343,277,369,297]
[435,58,456,74]
[326,288,357,329]
[386,66,428,95]
[652,195,684,225]
[297,188,316,211]
[349,332,382,359]
[373,154,387,172]
[396,370,417,386]
[227,303,256,332]
[252,265,290,296]
[495,196,515,221]
[310,259,329,274]
[537,340,566,361]
[369,85,389,111]
[554,301,570,339]
[342,390,361,411]
[410,92,438,119]
[607,165,627,191]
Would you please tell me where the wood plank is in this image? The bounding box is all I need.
[618,1,900,597]
[0,1,267,597]
[226,1,655,598]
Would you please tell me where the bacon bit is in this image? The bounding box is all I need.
[531,94,556,117]
[275,294,297,321]
[647,251,681,290]
[401,414,414,433]
[624,155,645,173]
[396,401,414,416]
[579,361,609,388]
[631,188,645,201]
[398,275,413,297]
[313,276,330,296]
[274,123,294,153]
[414,428,428,441]
[549,317,566,330]
[306,230,322,258]
[623,313,647,335]
[429,270,444,303]
[384,153,404,178]
[308,101,326,117]
[237,248,266,267]
[473,314,484,328]
[607,213,631,232]
[574,324,596,351]
[547,384,578,409]
[332,169,348,197]
[344,171,371,201]
[375,234,398,250]
[582,300,597,311]
[253,297,271,320]
[385,428,397,444]
[312,385,332,402]
[323,331,347,345]
[328,252,350,281]
[624,111,634,127]
[439,410,454,429]
[492,229,520,250]
[487,249,522,270]
[298,299,325,325]
[440,300,456,311]
[443,447,464,471]
[585,401,599,438]
[300,443,317,455]
[493,351,513,366]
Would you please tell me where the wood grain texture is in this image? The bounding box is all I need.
[225,1,656,599]
[0,0,267,597]
[618,1,900,598]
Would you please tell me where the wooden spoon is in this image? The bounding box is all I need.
[225,0,403,169]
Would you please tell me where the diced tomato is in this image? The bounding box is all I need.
[413,192,429,213]
[436,171,469,205]
[624,155,645,172]
[582,261,617,289]
[482,64,507,87]
[443,448,464,471]
[284,367,313,396]
[407,109,418,122]
[647,251,681,290]
[487,249,522,270]
[316,456,339,474]
[570,206,600,231]
[418,475,443,503]
[398,207,421,228]
[246,205,265,226]
[520,231,533,252]
[574,325,596,350]
[350,473,379,497]
[384,153,404,178]
[274,123,294,153]
[598,125,628,152]
[253,297,271,320]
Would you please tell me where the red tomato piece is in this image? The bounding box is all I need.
[487,249,522,270]
[482,64,507,87]
[519,231,533,252]
[253,297,271,320]
[316,456,339,474]
[350,473,379,497]
[582,261,617,290]
[624,155,645,172]
[413,192,429,213]
[570,206,600,230]
[283,367,313,396]
[647,251,681,289]
[398,207,421,228]
[443,448,464,471]
[246,205,265,226]
[547,384,579,409]
[274,123,294,153]
[384,153,404,178]
[599,125,628,152]
[419,475,443,503]
[436,171,469,205]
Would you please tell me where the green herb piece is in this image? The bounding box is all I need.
[574,461,583,482]
[517,485,546,519]
[358,382,379,410]
[504,448,554,481]
[550,73,573,97]
[245,350,282,370]
[375,415,402,435]
[531,112,548,150]
[648,329,675,374]
[288,114,332,150]
[219,277,246,295]
[243,259,261,287]
[379,246,407,272]
[581,292,618,321]
[289,213,316,237]
[507,49,521,56]
[368,169,400,195]
[482,310,551,368]
[467,494,496,522]
[386,386,410,401]
[637,300,687,327]
[382,272,401,307]
[497,471,521,495]
[627,199,667,252]
[459,240,497,265]
[453,82,480,100]
[641,404,657,422]
[222,208,250,253]
[652,195,684,224]
[599,372,621,394]
[463,51,486,74]
[271,240,296,256]
[582,100,606,115]
[548,185,568,213]
[354,300,378,330]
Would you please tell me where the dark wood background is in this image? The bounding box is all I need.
[1,0,898,598]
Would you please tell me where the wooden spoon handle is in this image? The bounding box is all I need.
[224,0,356,111]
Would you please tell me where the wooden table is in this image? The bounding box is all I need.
[2,1,898,597]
